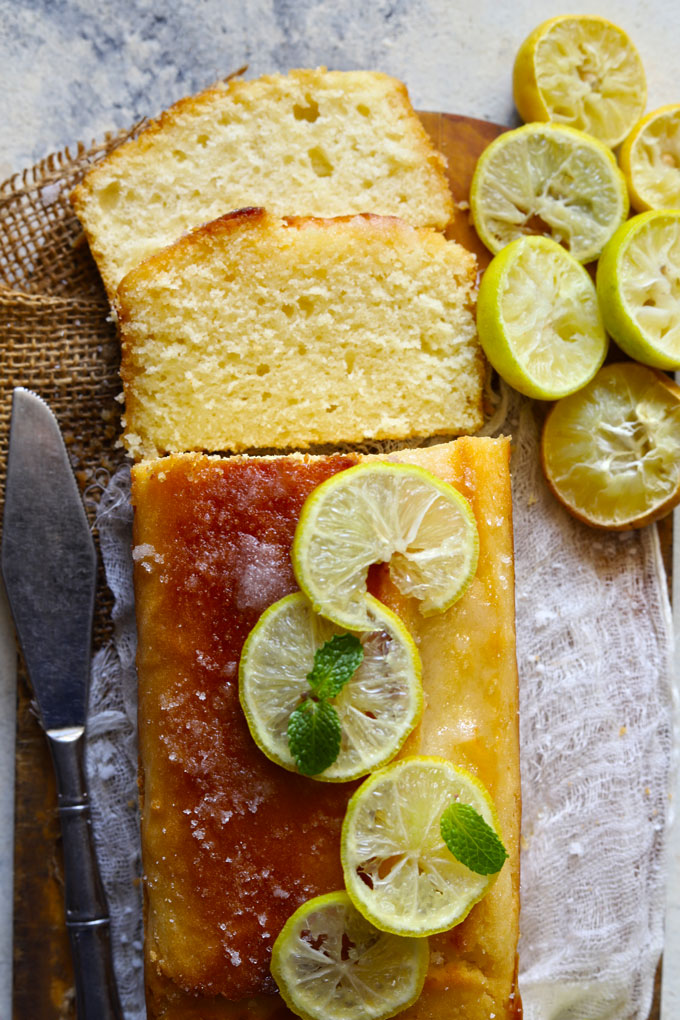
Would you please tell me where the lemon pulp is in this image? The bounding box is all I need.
[541,362,680,529]
[271,890,429,1020]
[341,756,504,937]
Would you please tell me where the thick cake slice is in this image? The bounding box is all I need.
[131,437,520,1019]
[118,209,483,459]
[71,69,454,300]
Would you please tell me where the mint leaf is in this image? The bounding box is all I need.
[306,633,364,700]
[440,802,508,875]
[286,634,362,776]
[288,699,341,776]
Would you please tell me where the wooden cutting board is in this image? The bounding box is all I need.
[10,111,664,1019]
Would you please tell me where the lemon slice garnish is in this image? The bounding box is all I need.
[477,235,608,399]
[270,890,429,1020]
[470,122,629,263]
[620,105,680,212]
[596,210,680,370]
[541,361,680,530]
[291,462,479,631]
[239,592,422,781]
[341,757,505,937]
[513,15,646,148]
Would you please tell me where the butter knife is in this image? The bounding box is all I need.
[1,388,123,1019]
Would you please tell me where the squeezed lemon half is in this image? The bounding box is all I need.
[596,210,680,371]
[341,757,505,937]
[541,362,680,530]
[239,592,422,781]
[477,235,608,400]
[619,105,680,212]
[270,890,429,1020]
[513,15,646,148]
[470,122,629,263]
[292,462,479,631]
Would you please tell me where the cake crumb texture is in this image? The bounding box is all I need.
[117,209,483,458]
[71,69,454,298]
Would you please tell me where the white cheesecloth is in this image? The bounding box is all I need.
[85,387,677,1020]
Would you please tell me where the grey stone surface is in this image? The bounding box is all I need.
[2,2,680,1018]
[1,0,679,178]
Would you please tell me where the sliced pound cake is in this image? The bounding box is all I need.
[72,69,454,299]
[117,209,484,458]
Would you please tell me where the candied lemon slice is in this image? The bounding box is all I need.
[341,757,504,937]
[271,891,429,1020]
[513,15,646,148]
[291,462,479,631]
[470,122,629,263]
[596,210,680,370]
[239,591,422,781]
[541,362,680,530]
[476,235,608,399]
[620,105,680,212]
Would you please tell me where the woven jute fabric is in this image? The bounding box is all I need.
[0,126,145,646]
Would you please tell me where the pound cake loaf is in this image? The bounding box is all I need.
[118,209,484,458]
[131,437,521,1019]
[72,69,454,300]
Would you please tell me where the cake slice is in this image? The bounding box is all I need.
[131,437,521,1019]
[71,69,454,300]
[118,209,484,459]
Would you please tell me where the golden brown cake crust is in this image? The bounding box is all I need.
[71,68,454,299]
[132,438,520,1019]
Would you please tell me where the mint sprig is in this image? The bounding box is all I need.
[287,633,363,776]
[440,802,508,875]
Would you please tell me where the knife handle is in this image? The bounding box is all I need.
[48,728,124,1020]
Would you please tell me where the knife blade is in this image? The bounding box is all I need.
[2,387,122,1020]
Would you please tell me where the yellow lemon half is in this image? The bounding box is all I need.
[470,122,629,263]
[477,235,608,400]
[541,362,680,530]
[596,210,680,370]
[513,15,646,148]
[619,104,680,212]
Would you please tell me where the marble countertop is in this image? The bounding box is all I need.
[1,2,679,1018]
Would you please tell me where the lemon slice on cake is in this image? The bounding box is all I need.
[291,462,479,631]
[239,592,422,781]
[620,105,680,212]
[512,15,646,148]
[476,235,608,399]
[470,122,629,263]
[596,210,680,370]
[541,361,680,530]
[341,757,507,937]
[271,891,429,1020]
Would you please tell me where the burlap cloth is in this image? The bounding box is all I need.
[1,132,675,1020]
[0,127,146,642]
